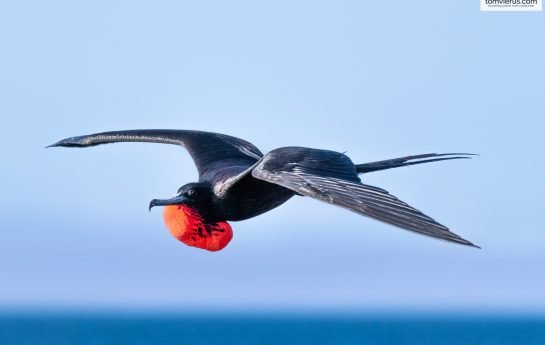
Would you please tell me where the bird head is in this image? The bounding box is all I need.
[149,182,232,251]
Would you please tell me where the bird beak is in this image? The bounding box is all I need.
[149,195,188,211]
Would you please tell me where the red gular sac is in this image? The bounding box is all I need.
[163,205,233,252]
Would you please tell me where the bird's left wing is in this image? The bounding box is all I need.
[251,147,478,247]
[48,129,263,177]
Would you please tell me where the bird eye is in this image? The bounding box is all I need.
[187,189,195,197]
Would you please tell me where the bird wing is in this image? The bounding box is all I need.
[48,129,263,176]
[251,147,477,247]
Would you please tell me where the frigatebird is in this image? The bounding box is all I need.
[48,129,478,251]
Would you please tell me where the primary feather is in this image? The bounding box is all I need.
[252,147,478,248]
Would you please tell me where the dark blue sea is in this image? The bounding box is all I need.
[1,313,544,345]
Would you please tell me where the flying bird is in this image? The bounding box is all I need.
[48,130,478,251]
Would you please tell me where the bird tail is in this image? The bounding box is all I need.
[355,153,476,174]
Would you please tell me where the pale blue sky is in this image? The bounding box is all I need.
[1,1,544,312]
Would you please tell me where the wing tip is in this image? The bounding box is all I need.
[45,140,63,148]
[46,137,85,148]
[447,233,480,249]
[46,140,64,148]
[458,239,481,249]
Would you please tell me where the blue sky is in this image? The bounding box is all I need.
[1,1,544,312]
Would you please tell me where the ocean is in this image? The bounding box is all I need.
[1,313,544,345]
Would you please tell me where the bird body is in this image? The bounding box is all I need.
[49,129,478,251]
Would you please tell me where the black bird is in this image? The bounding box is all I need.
[48,129,478,251]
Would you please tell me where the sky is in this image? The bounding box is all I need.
[1,1,544,313]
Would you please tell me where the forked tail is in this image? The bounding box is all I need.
[356,153,476,174]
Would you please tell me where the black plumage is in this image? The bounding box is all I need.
[49,129,478,248]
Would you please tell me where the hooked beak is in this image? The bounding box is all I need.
[149,195,188,211]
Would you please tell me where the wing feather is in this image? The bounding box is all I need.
[252,147,478,248]
[48,129,262,177]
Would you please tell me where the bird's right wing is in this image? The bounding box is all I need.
[252,147,478,247]
[48,129,263,177]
